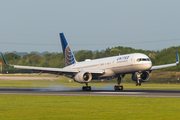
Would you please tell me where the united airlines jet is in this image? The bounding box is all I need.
[1,33,179,91]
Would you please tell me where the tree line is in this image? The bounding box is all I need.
[0,46,180,73]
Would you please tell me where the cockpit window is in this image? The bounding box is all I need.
[137,58,141,62]
[137,58,150,62]
[142,58,147,61]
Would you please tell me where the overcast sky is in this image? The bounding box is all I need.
[1,0,180,53]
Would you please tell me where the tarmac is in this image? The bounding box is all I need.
[0,88,180,97]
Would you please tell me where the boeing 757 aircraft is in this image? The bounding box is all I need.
[1,33,179,91]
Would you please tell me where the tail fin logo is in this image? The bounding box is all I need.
[59,33,76,66]
[65,45,76,66]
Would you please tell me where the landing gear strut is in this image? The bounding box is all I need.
[82,83,91,91]
[114,75,123,91]
[136,72,141,86]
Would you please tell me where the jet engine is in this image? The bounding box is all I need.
[74,72,92,83]
[132,71,149,82]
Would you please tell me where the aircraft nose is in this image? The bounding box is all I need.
[147,61,152,70]
[142,62,152,70]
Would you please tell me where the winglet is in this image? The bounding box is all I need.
[176,52,179,64]
[0,52,11,66]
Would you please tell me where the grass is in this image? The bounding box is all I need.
[0,74,180,119]
[0,95,180,120]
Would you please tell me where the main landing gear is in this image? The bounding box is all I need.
[114,75,123,91]
[82,83,91,91]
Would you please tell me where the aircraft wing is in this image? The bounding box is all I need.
[14,65,104,74]
[14,65,79,74]
[150,52,179,70]
[0,53,104,75]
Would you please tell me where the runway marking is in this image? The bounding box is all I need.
[94,92,147,94]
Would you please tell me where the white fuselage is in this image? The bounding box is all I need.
[65,53,152,78]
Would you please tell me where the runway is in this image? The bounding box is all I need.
[0,88,180,97]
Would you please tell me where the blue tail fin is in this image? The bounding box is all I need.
[59,33,77,66]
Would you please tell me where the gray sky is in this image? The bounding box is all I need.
[1,0,180,53]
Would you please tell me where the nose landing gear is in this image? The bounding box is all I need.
[136,72,142,86]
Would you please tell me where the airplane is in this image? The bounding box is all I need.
[1,33,179,91]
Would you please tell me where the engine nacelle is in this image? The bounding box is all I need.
[132,71,149,82]
[74,72,92,83]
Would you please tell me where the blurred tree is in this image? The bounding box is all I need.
[110,48,121,56]
[4,53,21,61]
[75,50,93,61]
[44,53,52,62]
[41,62,50,67]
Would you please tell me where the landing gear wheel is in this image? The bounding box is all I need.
[82,83,91,91]
[82,86,91,91]
[136,81,141,86]
[114,85,123,91]
[114,75,124,91]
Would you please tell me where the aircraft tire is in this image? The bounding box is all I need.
[89,86,91,91]
[82,86,85,91]
[119,86,123,90]
[114,85,123,91]
[82,86,91,91]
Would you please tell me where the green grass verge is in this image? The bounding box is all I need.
[0,95,180,120]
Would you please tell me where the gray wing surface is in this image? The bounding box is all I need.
[14,65,104,74]
[150,63,177,70]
